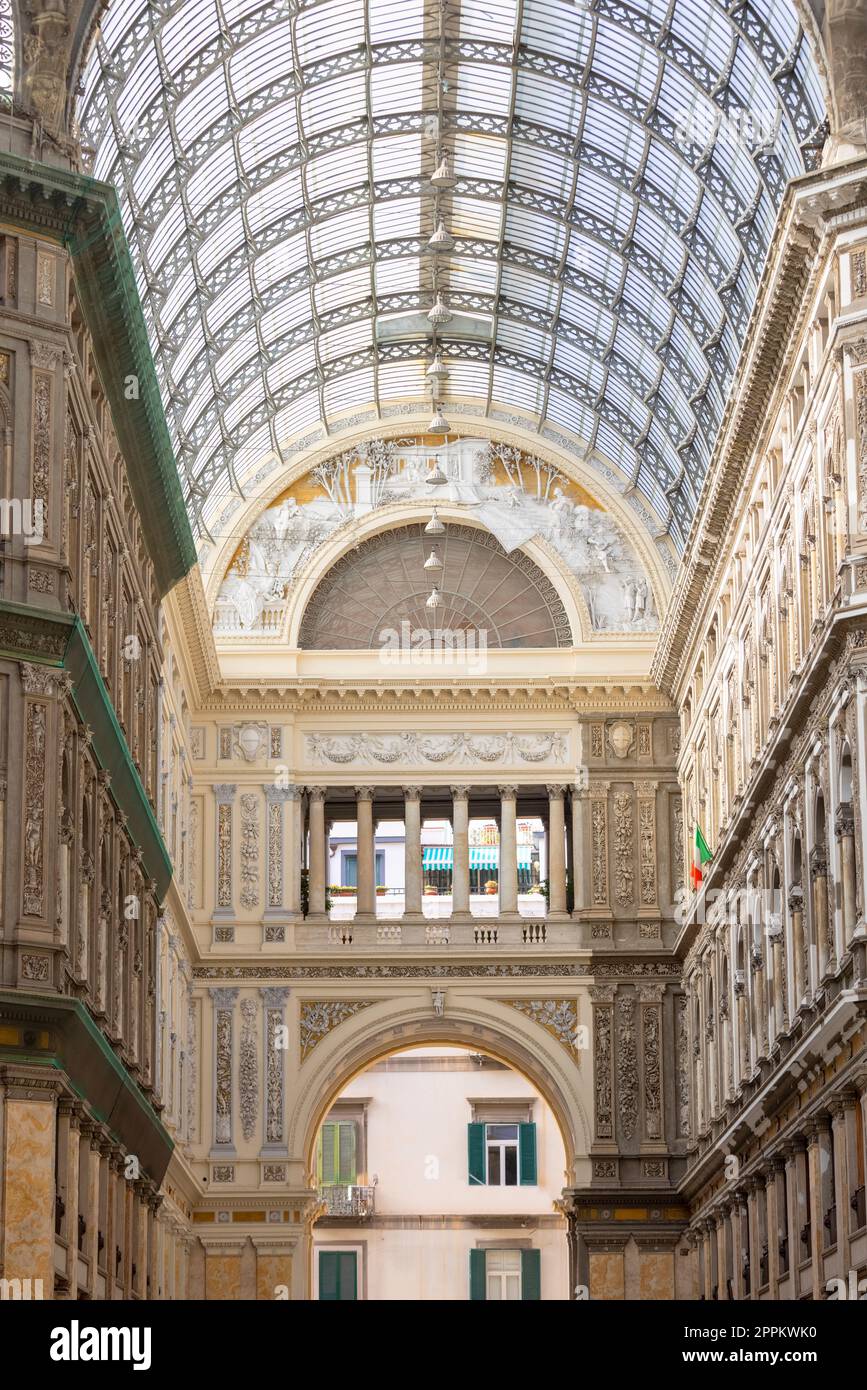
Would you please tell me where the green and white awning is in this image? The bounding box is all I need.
[423,847,452,869]
[422,846,535,870]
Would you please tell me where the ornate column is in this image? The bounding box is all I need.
[55,1098,82,1298]
[806,1117,831,1300]
[830,1092,857,1272]
[835,801,857,945]
[0,1067,61,1295]
[147,1194,162,1300]
[450,785,470,919]
[546,784,568,919]
[768,917,786,1042]
[402,786,424,920]
[751,943,767,1061]
[265,785,298,938]
[734,971,749,1085]
[570,786,586,914]
[306,786,328,919]
[355,786,376,921]
[209,987,239,1157]
[764,1161,782,1295]
[81,1120,102,1299]
[789,884,806,1009]
[261,987,290,1155]
[810,844,831,979]
[498,784,519,919]
[745,1177,761,1299]
[731,1190,747,1300]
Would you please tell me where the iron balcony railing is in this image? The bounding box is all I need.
[317,1184,376,1218]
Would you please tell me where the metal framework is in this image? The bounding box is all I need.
[78,0,826,546]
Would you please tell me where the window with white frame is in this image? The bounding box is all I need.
[486,1249,522,1301]
[486,1123,519,1186]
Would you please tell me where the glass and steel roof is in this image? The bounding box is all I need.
[78,0,826,548]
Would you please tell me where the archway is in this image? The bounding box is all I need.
[291,1005,591,1300]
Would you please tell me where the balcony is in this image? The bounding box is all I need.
[317,1184,376,1218]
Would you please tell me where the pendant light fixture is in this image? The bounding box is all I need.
[424,545,443,571]
[425,508,445,535]
[428,405,451,436]
[426,352,448,383]
[427,295,451,326]
[430,154,455,189]
[427,219,454,252]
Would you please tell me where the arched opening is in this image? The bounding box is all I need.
[295,1010,588,1302]
[308,1041,569,1301]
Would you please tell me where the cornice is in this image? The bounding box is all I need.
[165,569,220,704]
[194,681,676,716]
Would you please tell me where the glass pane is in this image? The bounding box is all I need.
[487,1147,501,1186]
[487,1124,518,1140]
[487,1275,502,1300]
[504,1144,518,1186]
[505,1274,521,1300]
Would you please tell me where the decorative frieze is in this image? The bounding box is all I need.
[305,731,567,766]
[299,1000,375,1060]
[265,786,296,911]
[31,365,52,536]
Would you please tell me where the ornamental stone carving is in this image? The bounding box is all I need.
[214,785,236,910]
[505,999,579,1055]
[590,987,615,1141]
[636,784,657,906]
[23,698,47,916]
[209,988,238,1148]
[262,987,290,1147]
[306,731,567,766]
[617,993,638,1142]
[239,998,258,1143]
[590,785,609,906]
[640,990,664,1142]
[239,793,260,910]
[608,720,634,760]
[299,1000,375,1060]
[676,994,690,1138]
[613,791,634,905]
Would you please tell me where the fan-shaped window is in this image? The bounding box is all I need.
[297,523,573,648]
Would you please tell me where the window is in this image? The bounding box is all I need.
[468,1122,537,1186]
[486,1124,519,1186]
[486,1249,522,1301]
[318,1250,357,1302]
[340,851,384,887]
[469,1248,541,1301]
[317,1121,357,1186]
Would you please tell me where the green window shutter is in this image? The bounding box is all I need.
[521,1249,541,1300]
[469,1248,487,1301]
[319,1251,357,1301]
[338,1122,357,1184]
[468,1123,486,1185]
[519,1122,537,1185]
[319,1124,336,1185]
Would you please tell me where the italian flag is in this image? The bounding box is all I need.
[690,825,713,889]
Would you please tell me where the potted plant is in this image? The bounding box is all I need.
[483,879,498,895]
[424,884,438,895]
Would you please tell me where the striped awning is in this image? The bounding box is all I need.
[468,847,495,869]
[422,847,452,868]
